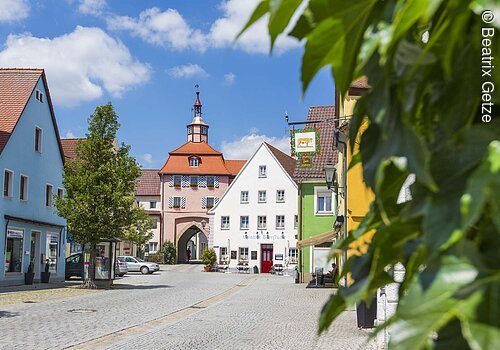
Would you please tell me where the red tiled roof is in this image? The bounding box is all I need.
[135,169,161,196]
[293,106,338,179]
[225,159,246,176]
[61,138,86,159]
[160,141,242,175]
[0,68,43,153]
[0,68,64,160]
[265,142,296,179]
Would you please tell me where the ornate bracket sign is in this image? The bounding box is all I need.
[290,127,320,157]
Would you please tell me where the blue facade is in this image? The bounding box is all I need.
[0,76,66,285]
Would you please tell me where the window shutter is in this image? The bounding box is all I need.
[181,197,186,208]
[168,197,173,208]
[214,176,219,188]
[201,197,206,209]
[181,176,190,187]
[169,176,174,187]
[199,176,207,188]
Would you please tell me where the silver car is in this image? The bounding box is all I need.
[118,256,160,274]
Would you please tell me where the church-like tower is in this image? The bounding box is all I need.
[186,90,209,143]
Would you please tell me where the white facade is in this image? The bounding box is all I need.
[136,195,161,253]
[209,143,297,273]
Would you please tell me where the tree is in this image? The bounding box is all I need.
[161,241,177,265]
[242,1,500,348]
[55,103,153,288]
[123,208,154,257]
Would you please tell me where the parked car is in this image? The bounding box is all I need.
[65,253,128,279]
[117,256,160,274]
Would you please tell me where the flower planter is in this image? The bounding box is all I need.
[204,265,212,272]
[24,272,35,285]
[40,272,51,283]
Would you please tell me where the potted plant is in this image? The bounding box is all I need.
[40,259,51,283]
[201,248,217,272]
[24,261,35,285]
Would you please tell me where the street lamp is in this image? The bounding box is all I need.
[324,160,337,190]
[200,218,207,229]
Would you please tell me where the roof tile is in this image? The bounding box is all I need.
[135,169,161,196]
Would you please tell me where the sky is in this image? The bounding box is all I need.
[0,0,335,168]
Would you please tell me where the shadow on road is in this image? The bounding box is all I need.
[113,284,172,290]
[0,310,19,318]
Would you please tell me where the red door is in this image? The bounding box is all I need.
[261,245,273,273]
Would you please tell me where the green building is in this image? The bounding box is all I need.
[293,106,338,282]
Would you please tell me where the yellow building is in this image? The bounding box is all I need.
[335,78,374,273]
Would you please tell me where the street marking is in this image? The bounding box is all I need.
[65,276,256,350]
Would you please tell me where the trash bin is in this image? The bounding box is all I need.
[253,265,259,274]
[356,298,377,328]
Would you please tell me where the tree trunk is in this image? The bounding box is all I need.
[81,243,97,289]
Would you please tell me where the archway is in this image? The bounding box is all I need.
[177,222,208,263]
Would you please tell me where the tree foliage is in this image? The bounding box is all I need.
[55,103,152,284]
[242,0,500,348]
[161,241,177,265]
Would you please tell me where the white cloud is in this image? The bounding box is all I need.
[208,0,301,54]
[0,26,151,107]
[0,0,29,22]
[142,153,154,164]
[105,0,301,55]
[65,131,76,138]
[107,7,207,51]
[167,64,208,79]
[224,72,236,85]
[79,0,107,16]
[220,132,291,159]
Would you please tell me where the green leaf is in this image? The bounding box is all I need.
[268,0,303,51]
[318,294,346,334]
[235,0,270,43]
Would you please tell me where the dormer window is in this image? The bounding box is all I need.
[35,90,44,102]
[189,157,199,167]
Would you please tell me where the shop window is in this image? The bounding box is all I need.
[46,233,59,272]
[5,229,23,273]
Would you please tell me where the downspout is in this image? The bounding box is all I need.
[298,178,303,283]
[337,137,348,287]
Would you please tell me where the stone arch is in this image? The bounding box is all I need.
[176,221,209,263]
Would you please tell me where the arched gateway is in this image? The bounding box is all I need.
[176,221,208,263]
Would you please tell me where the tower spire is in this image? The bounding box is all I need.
[187,84,209,143]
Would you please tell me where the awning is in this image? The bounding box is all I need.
[297,230,337,249]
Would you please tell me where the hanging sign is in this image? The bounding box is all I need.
[290,127,320,157]
[299,156,313,168]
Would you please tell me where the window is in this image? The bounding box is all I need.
[240,191,249,203]
[294,215,298,229]
[45,184,53,207]
[187,126,193,134]
[190,175,198,187]
[3,170,13,197]
[276,190,285,202]
[35,90,44,102]
[315,188,333,214]
[289,248,298,264]
[258,216,267,229]
[57,188,64,199]
[153,218,159,228]
[259,165,267,177]
[20,175,28,201]
[206,197,215,208]
[207,176,215,188]
[46,233,58,272]
[173,196,181,208]
[201,126,208,135]
[239,247,249,261]
[240,216,249,229]
[258,190,266,203]
[221,216,230,229]
[5,229,23,273]
[276,215,285,229]
[173,175,181,187]
[189,157,199,167]
[149,242,158,252]
[219,247,228,262]
[150,201,157,209]
[35,127,42,152]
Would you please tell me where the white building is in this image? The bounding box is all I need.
[209,142,298,273]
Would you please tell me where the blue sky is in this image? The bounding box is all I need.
[0,0,335,168]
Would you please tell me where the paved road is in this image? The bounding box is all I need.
[0,265,375,350]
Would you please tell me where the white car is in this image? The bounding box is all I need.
[118,256,160,274]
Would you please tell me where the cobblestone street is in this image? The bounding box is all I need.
[0,265,375,350]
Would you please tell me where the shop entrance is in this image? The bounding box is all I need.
[261,244,273,273]
[30,231,41,277]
